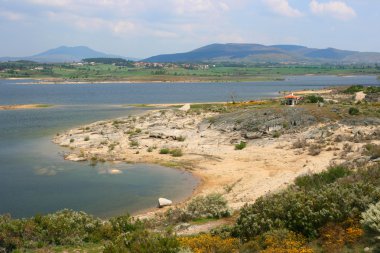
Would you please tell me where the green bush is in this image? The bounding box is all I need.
[295,166,351,191]
[344,85,364,94]
[348,107,360,115]
[103,229,179,253]
[235,166,380,241]
[84,136,90,141]
[159,148,170,154]
[165,193,230,224]
[129,140,139,147]
[305,95,324,103]
[170,149,183,157]
[361,201,380,234]
[235,141,247,150]
[0,210,143,251]
[361,201,380,251]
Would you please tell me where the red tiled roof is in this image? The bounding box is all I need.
[284,94,300,99]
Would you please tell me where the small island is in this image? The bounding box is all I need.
[0,104,52,110]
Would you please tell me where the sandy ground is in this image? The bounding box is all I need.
[0,104,51,110]
[53,106,378,218]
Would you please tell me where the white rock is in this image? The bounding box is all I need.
[158,198,172,208]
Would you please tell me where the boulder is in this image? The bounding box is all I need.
[158,198,172,208]
[245,132,263,139]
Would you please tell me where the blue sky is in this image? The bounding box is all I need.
[0,0,379,58]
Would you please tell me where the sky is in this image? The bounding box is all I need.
[0,0,379,58]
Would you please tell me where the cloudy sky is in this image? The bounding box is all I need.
[0,0,379,58]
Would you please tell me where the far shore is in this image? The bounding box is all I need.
[2,73,376,85]
[0,104,53,110]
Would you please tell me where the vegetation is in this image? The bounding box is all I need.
[363,143,380,159]
[344,85,380,94]
[159,148,183,157]
[361,201,380,251]
[2,61,380,82]
[304,94,324,103]
[164,193,230,225]
[2,165,380,252]
[348,107,360,115]
[235,141,247,150]
[235,165,380,241]
[179,234,239,253]
[159,148,170,154]
[82,58,134,67]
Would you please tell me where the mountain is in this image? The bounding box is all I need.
[0,46,138,63]
[144,43,380,64]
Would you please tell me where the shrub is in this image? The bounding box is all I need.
[344,85,364,94]
[179,234,239,253]
[308,144,321,156]
[177,136,186,142]
[363,143,380,159]
[70,138,75,143]
[104,229,179,253]
[160,148,170,154]
[348,107,360,115]
[292,139,307,149]
[272,131,281,138]
[240,229,313,253]
[129,140,139,147]
[294,166,351,191]
[319,220,363,253]
[170,149,183,157]
[361,201,380,235]
[186,193,230,219]
[305,95,324,103]
[147,147,153,152]
[84,136,90,141]
[235,166,380,240]
[235,141,247,150]
[165,193,230,224]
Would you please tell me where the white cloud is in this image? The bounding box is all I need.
[0,10,25,21]
[310,0,356,20]
[264,0,303,17]
[173,0,230,15]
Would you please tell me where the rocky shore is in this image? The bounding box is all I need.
[53,97,380,215]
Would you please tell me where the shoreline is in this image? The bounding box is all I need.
[53,95,368,218]
[2,73,378,85]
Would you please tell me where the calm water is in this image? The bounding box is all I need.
[0,75,379,218]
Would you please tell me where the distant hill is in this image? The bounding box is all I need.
[144,43,380,64]
[0,46,138,63]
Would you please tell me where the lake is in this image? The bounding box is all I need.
[0,75,379,218]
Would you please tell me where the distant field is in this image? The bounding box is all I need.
[1,62,380,82]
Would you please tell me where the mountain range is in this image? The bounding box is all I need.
[144,43,380,64]
[0,46,137,63]
[1,44,380,64]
